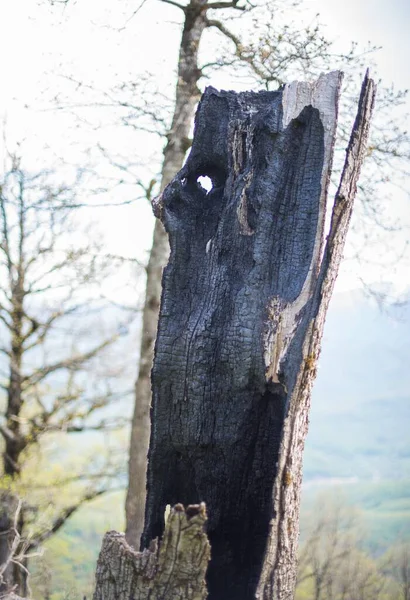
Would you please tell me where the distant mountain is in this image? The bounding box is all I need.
[305,289,410,481]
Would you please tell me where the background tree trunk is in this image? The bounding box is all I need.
[0,494,27,598]
[125,0,207,548]
[0,493,18,595]
[140,71,375,600]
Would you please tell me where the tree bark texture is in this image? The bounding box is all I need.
[255,71,376,600]
[0,493,18,595]
[1,261,29,597]
[0,493,27,598]
[94,504,210,600]
[125,0,208,547]
[141,71,375,600]
[4,274,24,477]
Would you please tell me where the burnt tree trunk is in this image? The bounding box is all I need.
[255,72,375,600]
[140,71,375,600]
[94,72,375,600]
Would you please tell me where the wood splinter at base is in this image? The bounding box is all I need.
[93,504,210,600]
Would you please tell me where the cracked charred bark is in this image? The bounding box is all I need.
[140,71,375,600]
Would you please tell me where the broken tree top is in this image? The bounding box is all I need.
[143,71,375,600]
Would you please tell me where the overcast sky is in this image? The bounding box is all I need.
[0,0,409,297]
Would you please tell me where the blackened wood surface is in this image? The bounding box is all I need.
[143,76,341,600]
[256,72,376,600]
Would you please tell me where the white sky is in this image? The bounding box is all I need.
[0,0,409,298]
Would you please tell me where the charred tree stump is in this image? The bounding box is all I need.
[94,71,375,600]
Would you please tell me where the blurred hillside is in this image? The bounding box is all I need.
[306,289,410,482]
[30,289,410,598]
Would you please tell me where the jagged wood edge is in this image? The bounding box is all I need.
[256,72,377,600]
[93,503,210,600]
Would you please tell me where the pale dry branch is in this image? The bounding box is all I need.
[23,336,117,388]
[0,500,22,584]
[29,489,108,549]
[93,504,210,600]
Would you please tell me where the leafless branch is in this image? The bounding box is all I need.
[0,424,16,443]
[29,489,119,548]
[0,496,41,596]
[159,0,186,10]
[118,0,149,31]
[40,416,129,435]
[0,191,13,285]
[206,0,245,10]
[0,499,23,582]
[23,336,117,388]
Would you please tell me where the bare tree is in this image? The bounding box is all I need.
[297,496,387,600]
[384,543,410,600]
[0,493,44,599]
[298,499,360,600]
[0,149,132,595]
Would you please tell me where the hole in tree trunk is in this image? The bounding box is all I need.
[197,175,213,193]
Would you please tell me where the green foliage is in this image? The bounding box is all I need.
[30,491,125,600]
